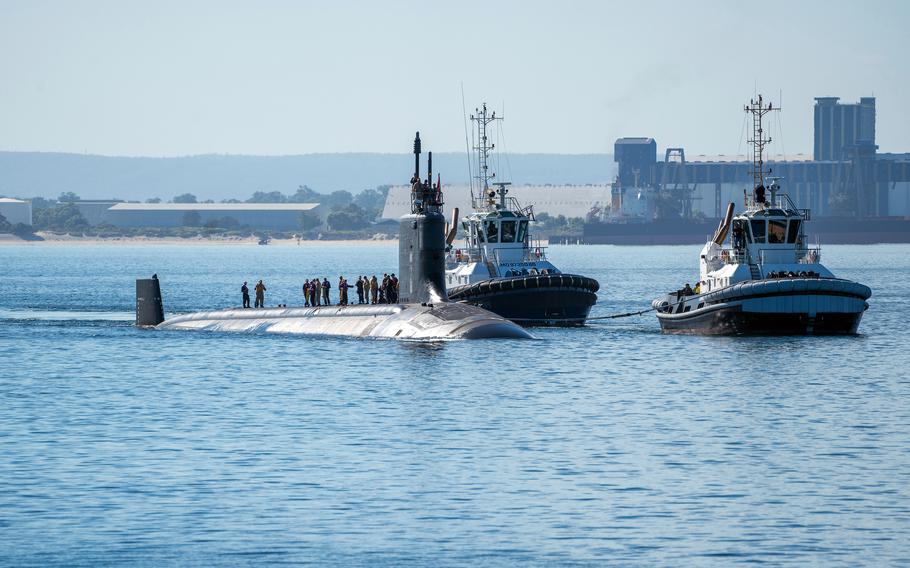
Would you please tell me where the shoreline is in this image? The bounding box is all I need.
[0,233,400,246]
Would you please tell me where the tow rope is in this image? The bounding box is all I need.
[585,307,657,320]
[505,307,656,324]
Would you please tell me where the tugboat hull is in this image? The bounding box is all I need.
[654,278,871,335]
[448,274,599,326]
[657,303,864,335]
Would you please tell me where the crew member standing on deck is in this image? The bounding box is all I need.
[322,277,331,305]
[303,279,311,307]
[254,280,266,308]
[356,276,365,304]
[389,273,399,303]
[241,281,250,308]
[370,274,379,304]
[312,277,321,306]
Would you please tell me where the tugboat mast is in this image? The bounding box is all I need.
[470,103,504,209]
[744,94,780,205]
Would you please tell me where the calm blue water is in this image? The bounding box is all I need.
[1,243,909,566]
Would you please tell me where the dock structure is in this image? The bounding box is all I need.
[613,96,910,219]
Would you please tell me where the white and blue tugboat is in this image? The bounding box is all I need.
[652,95,871,334]
[445,103,599,326]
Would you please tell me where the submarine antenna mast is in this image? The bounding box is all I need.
[745,94,780,205]
[414,130,421,183]
[470,103,503,209]
[409,131,443,215]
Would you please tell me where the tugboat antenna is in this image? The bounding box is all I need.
[744,95,780,205]
[470,103,503,209]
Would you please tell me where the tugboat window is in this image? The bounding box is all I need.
[501,221,516,243]
[768,220,787,243]
[787,220,801,243]
[485,221,499,243]
[750,219,766,244]
[517,220,528,243]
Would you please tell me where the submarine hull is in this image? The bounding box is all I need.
[156,302,533,340]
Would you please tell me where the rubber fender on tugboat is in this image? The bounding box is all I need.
[701,277,871,304]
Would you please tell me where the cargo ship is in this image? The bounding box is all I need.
[582,94,910,245]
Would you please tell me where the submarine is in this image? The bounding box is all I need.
[135,133,532,340]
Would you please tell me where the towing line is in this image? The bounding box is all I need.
[503,307,657,324]
[586,307,656,320]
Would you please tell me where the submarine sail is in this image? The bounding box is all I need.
[138,132,532,340]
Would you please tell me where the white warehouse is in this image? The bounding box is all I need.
[0,198,33,226]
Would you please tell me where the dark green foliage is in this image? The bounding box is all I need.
[172,193,198,203]
[145,197,162,203]
[246,191,287,203]
[12,223,36,238]
[33,203,90,232]
[325,190,353,209]
[58,191,80,202]
[299,210,322,231]
[0,212,11,232]
[326,203,370,231]
[533,212,585,236]
[354,185,390,220]
[30,197,56,211]
[289,185,319,202]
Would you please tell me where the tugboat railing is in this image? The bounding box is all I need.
[754,246,822,265]
[710,246,822,268]
[453,237,549,266]
[710,248,749,265]
[491,245,549,266]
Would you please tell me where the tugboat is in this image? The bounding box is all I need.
[652,95,872,334]
[445,103,599,326]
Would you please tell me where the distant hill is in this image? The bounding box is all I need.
[0,152,615,201]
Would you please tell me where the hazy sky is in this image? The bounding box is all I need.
[1,0,908,157]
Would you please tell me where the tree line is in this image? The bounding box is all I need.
[2,185,392,235]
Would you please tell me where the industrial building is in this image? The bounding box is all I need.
[0,198,33,226]
[613,96,910,219]
[102,203,320,229]
[381,184,612,221]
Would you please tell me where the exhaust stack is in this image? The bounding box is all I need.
[712,202,735,245]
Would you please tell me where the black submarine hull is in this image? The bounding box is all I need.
[447,274,599,326]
